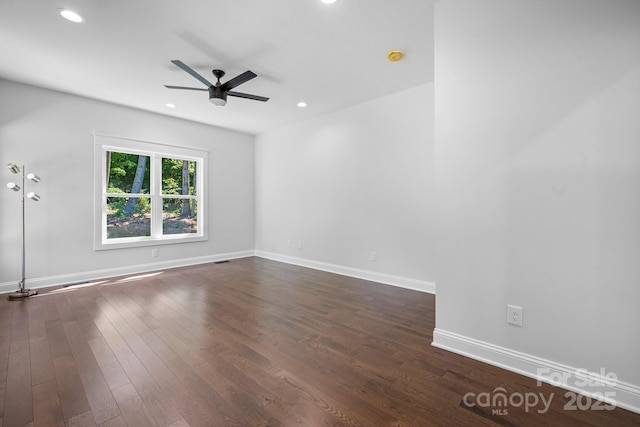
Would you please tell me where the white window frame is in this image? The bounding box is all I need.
[93,134,208,250]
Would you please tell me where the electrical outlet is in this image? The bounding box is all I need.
[287,240,292,248]
[507,305,523,327]
[151,249,159,258]
[370,251,377,261]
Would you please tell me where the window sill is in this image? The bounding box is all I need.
[94,234,207,251]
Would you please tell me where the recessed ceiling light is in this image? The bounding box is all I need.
[165,103,176,108]
[59,9,85,23]
[321,0,337,4]
[297,102,308,108]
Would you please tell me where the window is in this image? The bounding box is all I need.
[94,135,207,250]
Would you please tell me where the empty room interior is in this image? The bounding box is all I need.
[1,0,639,426]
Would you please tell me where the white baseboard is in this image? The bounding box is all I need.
[254,250,435,294]
[0,250,255,294]
[1,249,434,295]
[433,328,640,415]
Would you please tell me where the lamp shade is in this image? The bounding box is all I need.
[7,182,20,191]
[26,173,41,182]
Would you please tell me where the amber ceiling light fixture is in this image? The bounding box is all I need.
[387,50,405,62]
[5,163,41,300]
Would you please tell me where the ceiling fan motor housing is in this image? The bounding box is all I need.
[165,60,267,105]
[208,86,227,106]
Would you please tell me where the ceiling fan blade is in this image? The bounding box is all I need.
[221,71,257,91]
[228,91,269,102]
[164,85,208,91]
[171,60,213,88]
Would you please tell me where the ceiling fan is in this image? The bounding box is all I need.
[165,60,269,106]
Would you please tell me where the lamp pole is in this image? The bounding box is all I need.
[6,163,39,300]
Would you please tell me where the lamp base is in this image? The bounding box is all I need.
[8,289,38,301]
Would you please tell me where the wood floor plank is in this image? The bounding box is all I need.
[100,292,150,336]
[63,409,96,427]
[110,383,156,427]
[96,415,126,427]
[53,294,76,325]
[166,387,219,427]
[0,257,638,427]
[3,349,32,426]
[166,419,190,427]
[277,367,381,427]
[68,304,103,342]
[90,307,181,426]
[98,362,129,392]
[139,330,180,363]
[86,338,117,369]
[32,379,64,427]
[136,299,202,347]
[27,300,46,344]
[29,338,55,387]
[8,307,29,355]
[191,360,276,427]
[0,384,5,423]
[62,321,120,424]
[101,305,184,401]
[45,319,72,360]
[52,354,91,422]
[165,356,246,426]
[39,294,62,323]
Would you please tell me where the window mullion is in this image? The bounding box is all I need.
[151,154,163,238]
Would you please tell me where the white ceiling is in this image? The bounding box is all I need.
[0,0,435,135]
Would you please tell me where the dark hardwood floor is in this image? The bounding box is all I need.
[0,257,638,426]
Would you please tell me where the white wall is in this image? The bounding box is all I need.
[255,83,436,290]
[434,0,640,411]
[0,79,255,290]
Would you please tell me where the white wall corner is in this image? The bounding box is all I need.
[255,250,435,294]
[432,328,640,415]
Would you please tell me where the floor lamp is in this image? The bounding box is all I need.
[5,163,40,300]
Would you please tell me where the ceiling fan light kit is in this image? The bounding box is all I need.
[165,60,268,107]
[210,97,226,106]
